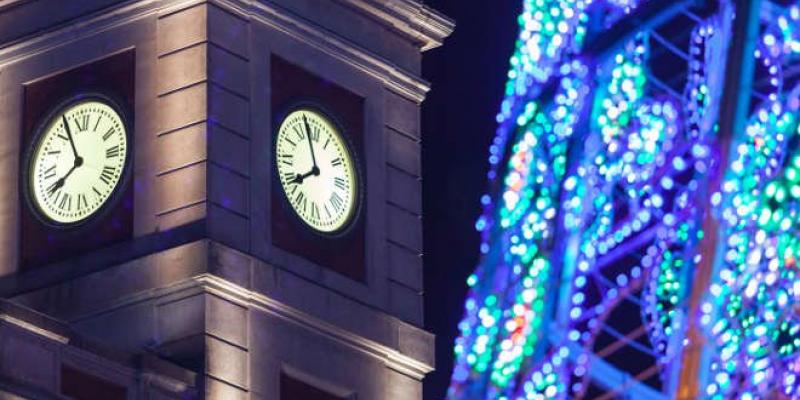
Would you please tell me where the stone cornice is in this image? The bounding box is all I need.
[202,274,436,379]
[68,273,435,379]
[337,0,454,51]
[0,0,440,102]
[213,0,433,102]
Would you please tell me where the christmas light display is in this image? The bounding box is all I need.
[700,4,800,398]
[449,0,800,398]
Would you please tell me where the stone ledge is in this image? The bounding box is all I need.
[9,240,435,379]
[0,298,196,399]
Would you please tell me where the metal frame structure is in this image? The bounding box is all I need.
[448,0,799,398]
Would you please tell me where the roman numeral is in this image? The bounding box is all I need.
[331,157,342,167]
[57,134,69,141]
[59,193,71,210]
[285,138,297,147]
[311,202,320,221]
[75,114,90,131]
[106,145,120,158]
[330,192,343,212]
[42,165,56,180]
[46,150,61,155]
[334,177,347,190]
[279,153,293,166]
[78,193,88,210]
[283,172,296,183]
[293,126,305,140]
[309,127,320,142]
[92,186,102,197]
[323,136,331,150]
[295,191,306,211]
[99,166,116,185]
[103,127,116,141]
[93,116,102,132]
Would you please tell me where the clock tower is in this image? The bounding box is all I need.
[0,1,453,399]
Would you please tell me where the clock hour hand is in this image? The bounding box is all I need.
[46,154,84,195]
[302,115,320,176]
[292,169,316,184]
[62,115,83,164]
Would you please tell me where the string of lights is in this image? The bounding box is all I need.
[448,0,800,398]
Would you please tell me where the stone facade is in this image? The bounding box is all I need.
[0,1,452,398]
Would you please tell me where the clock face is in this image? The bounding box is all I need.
[28,98,128,226]
[275,108,358,233]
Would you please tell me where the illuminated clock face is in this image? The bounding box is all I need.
[28,98,128,226]
[275,108,358,233]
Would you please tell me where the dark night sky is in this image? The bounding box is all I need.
[420,2,521,399]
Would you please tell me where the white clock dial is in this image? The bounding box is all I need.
[28,98,128,225]
[276,108,358,233]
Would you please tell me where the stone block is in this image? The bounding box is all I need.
[384,92,420,140]
[156,123,207,174]
[206,294,248,348]
[388,281,422,326]
[157,201,207,231]
[206,335,248,389]
[387,204,422,252]
[208,204,249,252]
[209,163,249,217]
[156,161,207,215]
[386,128,420,176]
[386,370,422,400]
[387,166,421,215]
[156,240,209,287]
[208,43,249,98]
[157,43,207,95]
[387,242,422,292]
[206,376,248,400]
[208,85,249,137]
[207,5,249,59]
[397,322,434,368]
[209,123,250,177]
[158,5,207,56]
[158,83,207,134]
[209,242,253,289]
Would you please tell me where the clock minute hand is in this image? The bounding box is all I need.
[303,115,320,176]
[62,115,82,162]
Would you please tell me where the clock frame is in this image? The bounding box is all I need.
[270,55,367,281]
[22,92,133,229]
[273,102,363,237]
[19,49,135,269]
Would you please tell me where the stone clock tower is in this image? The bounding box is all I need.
[0,1,452,399]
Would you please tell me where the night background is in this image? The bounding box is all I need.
[420,1,521,398]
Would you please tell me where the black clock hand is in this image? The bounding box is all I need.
[303,115,320,176]
[46,142,85,195]
[62,115,82,164]
[47,162,80,195]
[292,169,316,184]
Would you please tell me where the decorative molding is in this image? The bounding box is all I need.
[69,272,435,380]
[0,313,69,344]
[202,274,435,379]
[0,0,435,102]
[213,0,431,102]
[0,0,34,13]
[336,0,454,51]
[0,0,167,68]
